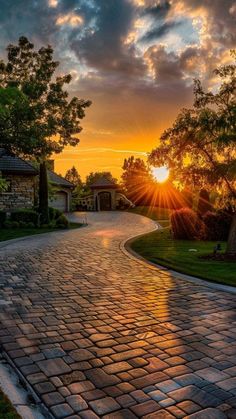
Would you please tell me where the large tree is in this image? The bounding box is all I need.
[65,166,82,187]
[149,53,236,254]
[121,156,152,205]
[85,171,117,188]
[0,36,91,222]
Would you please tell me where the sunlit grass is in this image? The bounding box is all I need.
[128,205,170,222]
[131,228,236,286]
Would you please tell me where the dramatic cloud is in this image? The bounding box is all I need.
[0,0,234,178]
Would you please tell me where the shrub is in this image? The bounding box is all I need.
[19,221,28,228]
[55,214,69,229]
[203,210,232,241]
[171,207,205,240]
[11,221,20,228]
[26,222,35,228]
[3,221,14,229]
[49,207,63,221]
[11,209,38,226]
[0,211,6,228]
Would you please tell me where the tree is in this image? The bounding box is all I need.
[65,166,82,187]
[149,53,236,254]
[0,36,91,222]
[197,189,212,215]
[85,171,117,188]
[121,156,152,205]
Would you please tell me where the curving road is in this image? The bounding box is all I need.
[0,212,235,419]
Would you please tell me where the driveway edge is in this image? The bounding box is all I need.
[120,225,236,295]
[0,354,52,419]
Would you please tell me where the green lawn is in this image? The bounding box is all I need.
[128,206,170,223]
[0,390,21,419]
[131,227,236,286]
[0,222,83,242]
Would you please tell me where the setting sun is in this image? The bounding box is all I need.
[151,166,169,183]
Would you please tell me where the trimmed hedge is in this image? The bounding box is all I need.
[171,207,205,240]
[10,209,38,226]
[203,211,232,241]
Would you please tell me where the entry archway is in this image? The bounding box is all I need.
[98,191,111,211]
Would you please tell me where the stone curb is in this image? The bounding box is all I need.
[0,354,52,419]
[120,223,236,295]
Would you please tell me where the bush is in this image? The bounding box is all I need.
[3,220,14,229]
[11,221,20,228]
[11,209,38,226]
[203,210,232,241]
[48,207,63,221]
[0,211,6,228]
[171,207,205,240]
[55,214,69,229]
[19,221,28,228]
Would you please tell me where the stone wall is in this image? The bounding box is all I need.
[0,174,35,211]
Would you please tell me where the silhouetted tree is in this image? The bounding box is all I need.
[65,166,82,187]
[149,53,236,254]
[0,36,91,223]
[198,189,212,215]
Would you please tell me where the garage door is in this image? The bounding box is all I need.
[51,191,67,212]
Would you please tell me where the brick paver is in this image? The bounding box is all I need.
[0,211,235,418]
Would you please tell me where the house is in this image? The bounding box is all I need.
[77,176,134,211]
[48,169,74,212]
[0,148,38,212]
[0,149,73,212]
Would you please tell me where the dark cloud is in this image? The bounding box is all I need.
[69,0,146,76]
[179,0,236,47]
[0,0,234,153]
[143,1,171,19]
[141,21,182,42]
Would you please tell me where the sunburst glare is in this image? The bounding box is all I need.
[151,166,169,183]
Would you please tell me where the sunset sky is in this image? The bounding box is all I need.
[0,0,235,179]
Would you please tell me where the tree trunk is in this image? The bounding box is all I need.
[39,160,49,225]
[226,212,236,255]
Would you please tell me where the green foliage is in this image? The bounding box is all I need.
[86,171,117,188]
[203,211,232,241]
[55,214,69,228]
[0,175,9,193]
[0,36,91,224]
[149,53,236,253]
[197,189,212,215]
[0,36,91,158]
[10,209,38,226]
[48,206,63,221]
[171,207,205,240]
[122,156,152,203]
[0,211,6,227]
[149,54,236,200]
[65,166,82,187]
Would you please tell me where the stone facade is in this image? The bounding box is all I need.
[0,174,35,212]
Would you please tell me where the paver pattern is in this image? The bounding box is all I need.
[0,211,236,419]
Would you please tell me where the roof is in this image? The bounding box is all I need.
[47,170,74,189]
[90,177,118,189]
[0,148,38,175]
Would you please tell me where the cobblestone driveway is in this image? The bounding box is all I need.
[0,212,236,419]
